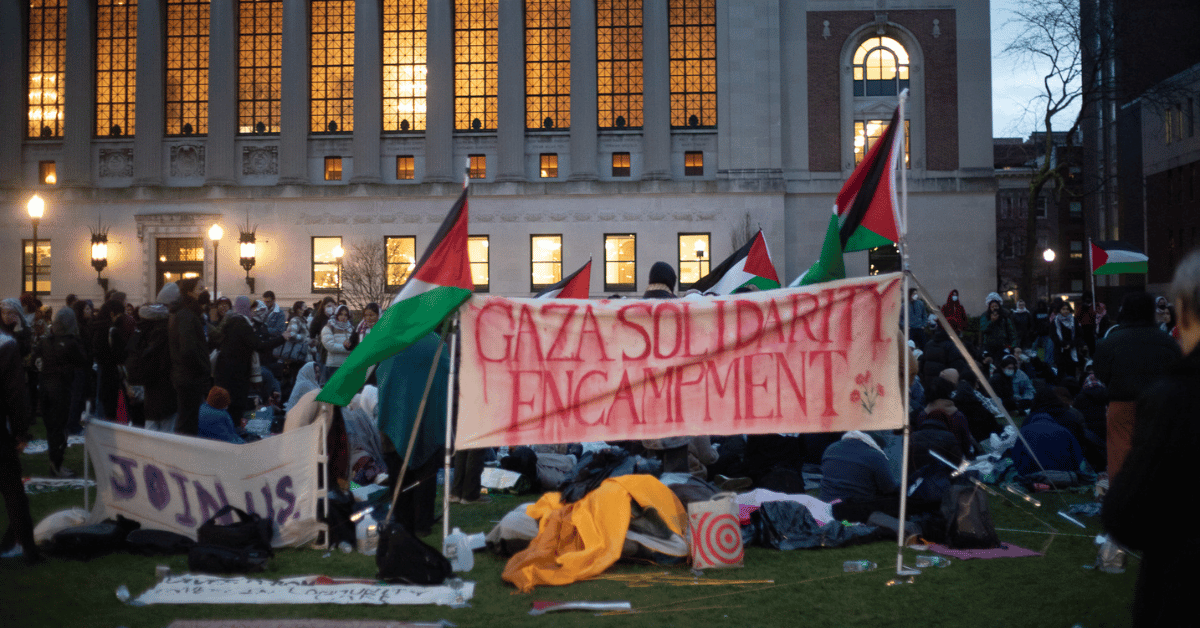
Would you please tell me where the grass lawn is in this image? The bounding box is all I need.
[2,423,1137,628]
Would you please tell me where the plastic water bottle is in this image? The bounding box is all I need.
[843,560,876,572]
[356,511,380,556]
[443,527,474,572]
[914,555,951,568]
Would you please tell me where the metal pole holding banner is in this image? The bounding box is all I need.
[443,312,459,541]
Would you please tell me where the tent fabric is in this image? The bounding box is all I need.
[375,333,449,470]
[501,474,687,592]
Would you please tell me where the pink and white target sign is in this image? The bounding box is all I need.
[455,273,903,449]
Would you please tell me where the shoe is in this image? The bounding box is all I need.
[51,465,76,478]
[459,495,492,505]
[715,475,753,492]
[448,495,461,504]
[0,545,23,559]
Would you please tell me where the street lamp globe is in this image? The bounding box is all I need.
[209,224,224,241]
[1042,248,1056,263]
[27,194,45,219]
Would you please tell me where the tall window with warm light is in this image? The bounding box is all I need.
[22,240,52,294]
[851,36,910,167]
[312,236,343,292]
[853,119,909,166]
[531,235,563,291]
[385,236,417,290]
[311,0,355,133]
[28,0,67,138]
[238,0,281,134]
[604,233,636,291]
[97,0,137,137]
[526,0,570,130]
[468,235,490,291]
[678,233,709,287]
[668,0,715,128]
[166,0,210,135]
[454,0,498,131]
[383,0,427,132]
[597,0,642,129]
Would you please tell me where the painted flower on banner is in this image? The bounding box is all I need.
[851,371,885,414]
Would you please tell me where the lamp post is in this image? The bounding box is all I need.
[209,223,224,297]
[90,221,109,293]
[1043,248,1056,302]
[239,225,257,294]
[331,244,344,303]
[27,195,44,299]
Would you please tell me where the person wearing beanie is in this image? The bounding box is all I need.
[643,261,677,299]
[214,296,285,428]
[198,386,244,444]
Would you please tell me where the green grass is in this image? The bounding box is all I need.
[2,423,1137,628]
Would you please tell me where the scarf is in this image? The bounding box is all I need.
[841,430,887,459]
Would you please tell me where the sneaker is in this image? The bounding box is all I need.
[459,495,492,505]
[51,465,76,478]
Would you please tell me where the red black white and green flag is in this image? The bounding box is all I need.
[688,230,781,295]
[317,187,473,406]
[1091,241,1149,275]
[793,106,903,286]
[535,259,592,299]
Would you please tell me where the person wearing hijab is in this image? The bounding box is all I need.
[344,386,387,485]
[137,283,181,431]
[351,302,380,349]
[320,304,354,382]
[214,296,284,429]
[286,362,321,411]
[33,308,88,476]
[941,289,967,335]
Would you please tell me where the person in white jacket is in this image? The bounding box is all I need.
[320,304,353,381]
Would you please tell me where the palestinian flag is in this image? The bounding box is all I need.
[535,259,592,299]
[793,106,903,286]
[1091,241,1149,275]
[317,188,473,406]
[689,231,781,295]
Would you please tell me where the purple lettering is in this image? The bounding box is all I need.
[108,455,138,499]
[143,464,170,511]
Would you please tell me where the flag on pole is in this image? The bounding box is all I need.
[1091,241,1149,275]
[688,230,781,295]
[317,188,473,406]
[535,259,592,299]
[792,106,904,286]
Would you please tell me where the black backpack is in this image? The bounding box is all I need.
[941,484,1002,549]
[124,319,170,386]
[375,521,453,585]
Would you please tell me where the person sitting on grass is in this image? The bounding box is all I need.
[198,386,245,444]
[819,431,899,522]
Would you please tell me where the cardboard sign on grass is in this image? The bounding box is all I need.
[457,273,903,448]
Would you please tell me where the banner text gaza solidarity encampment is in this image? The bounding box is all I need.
[456,273,904,449]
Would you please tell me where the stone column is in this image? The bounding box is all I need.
[0,0,27,188]
[205,0,237,185]
[133,0,165,186]
[494,0,525,182]
[423,0,454,183]
[61,0,95,187]
[350,0,382,183]
[641,0,670,180]
[568,0,597,181]
[278,0,309,184]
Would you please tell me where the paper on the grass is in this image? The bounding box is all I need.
[132,575,474,606]
[529,600,632,615]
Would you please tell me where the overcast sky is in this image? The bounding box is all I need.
[990,0,1082,139]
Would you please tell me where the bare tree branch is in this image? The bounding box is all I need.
[340,239,392,313]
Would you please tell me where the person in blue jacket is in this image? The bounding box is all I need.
[198,386,245,444]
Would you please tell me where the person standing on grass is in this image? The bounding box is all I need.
[0,316,44,565]
[169,279,212,436]
[1104,248,1200,627]
[34,308,88,477]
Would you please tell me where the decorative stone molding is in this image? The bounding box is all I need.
[475,213,495,223]
[99,148,134,178]
[242,146,279,175]
[133,212,222,303]
[170,145,205,177]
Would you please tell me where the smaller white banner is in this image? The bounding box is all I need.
[132,575,475,606]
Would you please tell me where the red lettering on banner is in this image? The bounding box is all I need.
[510,369,541,432]
[543,304,580,362]
[735,300,764,350]
[743,352,777,420]
[704,359,741,422]
[606,370,642,427]
[476,300,514,362]
[673,361,708,422]
[680,303,705,358]
[642,367,675,423]
[775,352,807,417]
[715,300,728,354]
[618,304,652,359]
[541,368,576,428]
[515,306,546,363]
[578,306,612,362]
[653,302,683,359]
[763,299,788,345]
[573,370,610,425]
[809,350,847,425]
[789,292,826,343]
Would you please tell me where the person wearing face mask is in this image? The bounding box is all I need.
[989,354,1034,413]
[941,289,967,335]
[907,288,928,348]
[321,304,354,382]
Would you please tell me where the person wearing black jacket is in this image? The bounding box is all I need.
[34,308,89,476]
[215,296,284,426]
[0,320,43,564]
[918,326,971,389]
[91,299,128,423]
[1103,249,1200,627]
[135,284,181,431]
[169,279,212,435]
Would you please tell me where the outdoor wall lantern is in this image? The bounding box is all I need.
[90,221,109,292]
[239,224,257,294]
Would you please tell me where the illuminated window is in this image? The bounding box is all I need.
[22,240,52,294]
[39,161,57,185]
[27,0,67,138]
[531,235,563,291]
[383,0,427,132]
[868,244,900,275]
[604,233,636,292]
[540,154,558,178]
[678,233,709,287]
[684,151,703,175]
[668,0,715,127]
[97,0,137,137]
[239,0,281,134]
[166,0,210,135]
[1070,240,1083,260]
[454,0,498,131]
[385,236,417,290]
[468,235,489,291]
[469,154,486,178]
[853,36,909,97]
[311,0,355,133]
[853,119,909,166]
[325,156,343,181]
[526,0,570,129]
[396,155,415,179]
[597,0,642,129]
[611,152,630,176]
[156,237,204,293]
[312,236,343,292]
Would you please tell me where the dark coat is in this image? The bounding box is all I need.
[35,331,88,381]
[919,328,971,388]
[135,307,177,422]
[1,331,32,439]
[214,315,283,394]
[1093,322,1182,402]
[909,413,964,473]
[169,296,211,388]
[1103,349,1200,626]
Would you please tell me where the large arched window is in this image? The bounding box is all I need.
[852,36,909,97]
[846,32,916,168]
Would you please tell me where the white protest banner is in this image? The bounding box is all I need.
[132,574,474,606]
[457,273,903,449]
[85,420,325,547]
